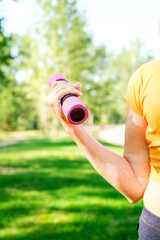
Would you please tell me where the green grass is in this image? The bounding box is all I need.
[0,136,142,240]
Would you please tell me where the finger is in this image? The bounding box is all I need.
[51,80,71,89]
[56,88,83,100]
[54,83,83,96]
[45,96,55,108]
[45,96,50,106]
[55,83,74,93]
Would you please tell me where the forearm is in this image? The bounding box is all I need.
[62,122,145,203]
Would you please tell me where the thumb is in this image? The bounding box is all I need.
[74,82,81,92]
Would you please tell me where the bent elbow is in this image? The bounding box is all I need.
[127,193,143,204]
[126,182,147,204]
[128,198,140,204]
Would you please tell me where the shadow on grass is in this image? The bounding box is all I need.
[0,157,123,197]
[0,137,122,152]
[0,138,142,240]
[0,204,141,240]
[0,138,77,152]
[0,201,141,240]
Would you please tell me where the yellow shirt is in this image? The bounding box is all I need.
[125,59,160,183]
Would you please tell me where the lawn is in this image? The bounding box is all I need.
[0,134,142,240]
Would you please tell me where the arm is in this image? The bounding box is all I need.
[45,82,150,203]
[64,105,150,203]
[123,105,150,199]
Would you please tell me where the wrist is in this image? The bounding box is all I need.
[61,120,83,135]
[60,119,75,131]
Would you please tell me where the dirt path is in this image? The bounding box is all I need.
[0,125,126,148]
[0,136,31,147]
[98,124,125,146]
[0,131,44,147]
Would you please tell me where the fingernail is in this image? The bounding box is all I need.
[73,90,83,95]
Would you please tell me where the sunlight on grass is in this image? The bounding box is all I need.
[0,136,142,240]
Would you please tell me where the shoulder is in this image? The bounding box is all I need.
[140,59,160,75]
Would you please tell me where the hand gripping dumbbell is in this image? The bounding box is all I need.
[48,73,88,125]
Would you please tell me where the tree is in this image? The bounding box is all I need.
[18,0,109,131]
[0,16,15,130]
[106,39,153,123]
[0,10,36,130]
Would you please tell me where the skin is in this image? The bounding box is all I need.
[45,81,151,204]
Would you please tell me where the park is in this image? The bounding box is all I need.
[0,129,143,239]
[0,0,159,239]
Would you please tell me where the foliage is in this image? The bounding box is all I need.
[0,21,36,130]
[106,39,153,123]
[0,0,154,130]
[17,0,109,130]
[0,18,13,85]
[0,1,38,130]
[0,17,15,130]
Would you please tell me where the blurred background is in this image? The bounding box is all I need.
[1,0,159,132]
[0,0,159,239]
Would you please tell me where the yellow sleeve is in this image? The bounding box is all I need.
[125,67,143,117]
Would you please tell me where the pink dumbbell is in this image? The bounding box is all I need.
[48,73,88,125]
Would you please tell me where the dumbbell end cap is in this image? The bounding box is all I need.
[48,73,68,88]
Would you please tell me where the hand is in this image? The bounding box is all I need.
[45,81,83,126]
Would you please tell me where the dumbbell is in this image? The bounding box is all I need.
[48,73,88,125]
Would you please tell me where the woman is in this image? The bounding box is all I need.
[45,59,160,239]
